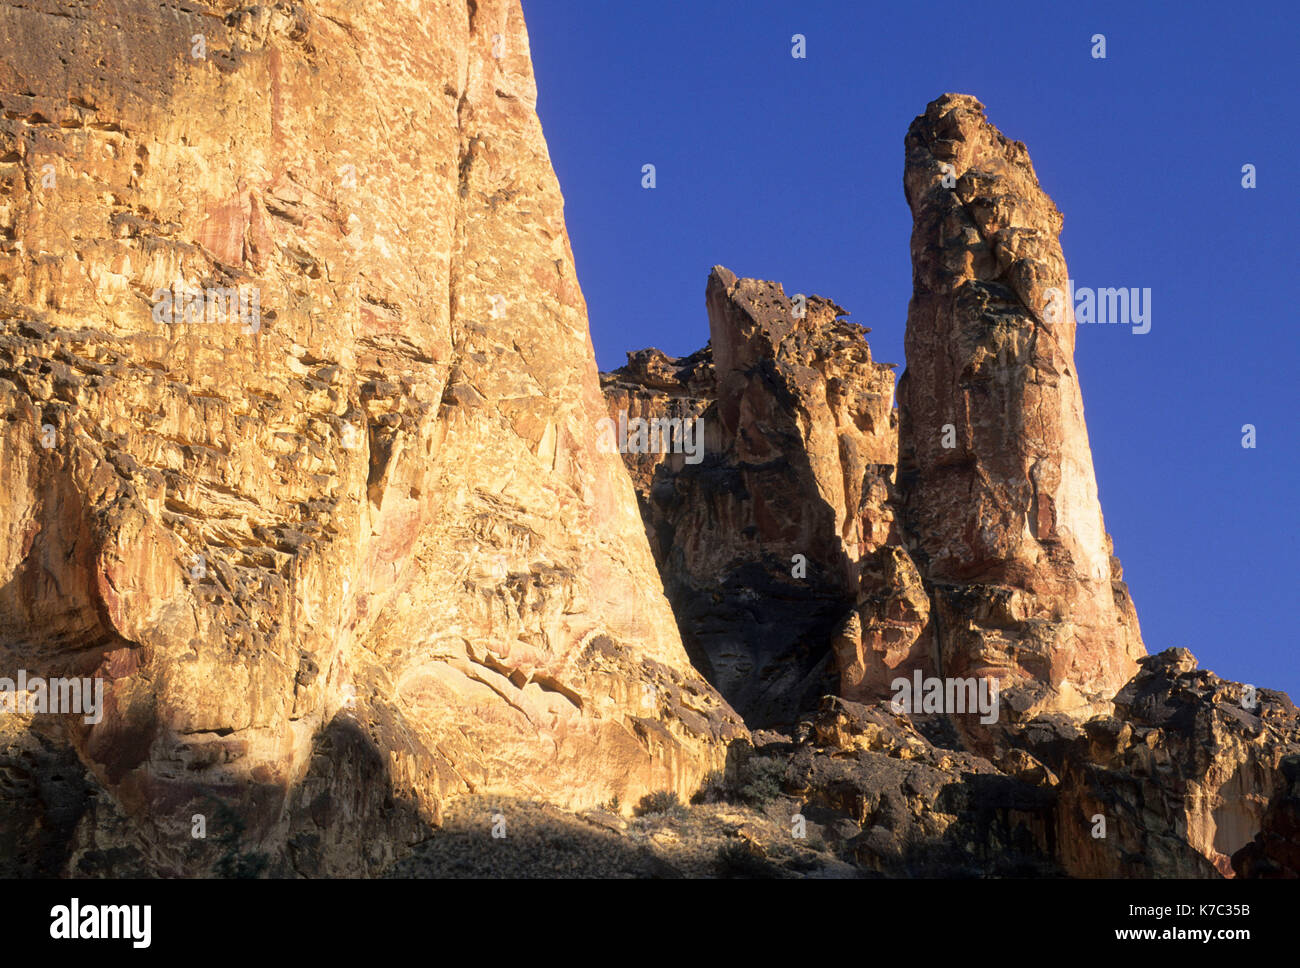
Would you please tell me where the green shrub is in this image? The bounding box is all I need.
[635,790,687,818]
[737,756,786,806]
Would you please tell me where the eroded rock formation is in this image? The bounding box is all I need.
[1047,649,1300,877]
[769,647,1298,879]
[606,95,1156,723]
[387,649,1294,880]
[608,95,1152,727]
[601,268,912,726]
[1233,754,1300,878]
[0,0,1291,883]
[0,0,741,877]
[600,96,1297,879]
[898,94,1145,719]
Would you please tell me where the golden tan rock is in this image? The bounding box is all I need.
[898,94,1144,718]
[0,0,741,876]
[1047,649,1300,877]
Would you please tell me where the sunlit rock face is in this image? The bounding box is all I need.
[599,95,1297,882]
[0,0,1291,886]
[0,0,741,876]
[898,93,1144,720]
[1049,649,1300,878]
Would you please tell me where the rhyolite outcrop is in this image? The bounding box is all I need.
[379,648,1300,880]
[0,0,1291,882]
[786,647,1299,878]
[607,97,1145,724]
[898,94,1145,721]
[1048,649,1299,877]
[601,268,919,727]
[601,96,1297,878]
[0,0,742,877]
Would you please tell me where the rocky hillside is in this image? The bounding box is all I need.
[388,650,1300,879]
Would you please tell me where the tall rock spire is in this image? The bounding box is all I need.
[897,94,1144,718]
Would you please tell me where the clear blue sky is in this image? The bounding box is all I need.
[524,0,1299,700]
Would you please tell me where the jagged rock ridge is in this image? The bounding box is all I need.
[0,0,1292,881]
[606,97,1145,723]
[601,268,911,727]
[601,96,1298,877]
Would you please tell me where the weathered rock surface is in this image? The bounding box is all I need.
[983,649,1298,877]
[599,345,714,541]
[0,0,742,877]
[898,94,1144,719]
[601,268,914,726]
[1233,754,1300,878]
[598,96,1296,879]
[604,130,1151,723]
[0,3,1292,885]
[375,649,1295,880]
[790,648,1299,878]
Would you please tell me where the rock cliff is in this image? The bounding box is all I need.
[606,97,1146,725]
[0,0,740,877]
[0,0,1291,881]
[601,268,916,726]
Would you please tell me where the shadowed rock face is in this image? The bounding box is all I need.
[0,0,742,876]
[898,94,1144,719]
[371,652,1298,880]
[1233,754,1300,878]
[601,267,908,727]
[1022,649,1300,878]
[787,647,1299,879]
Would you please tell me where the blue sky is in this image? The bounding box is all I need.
[524,0,1299,700]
